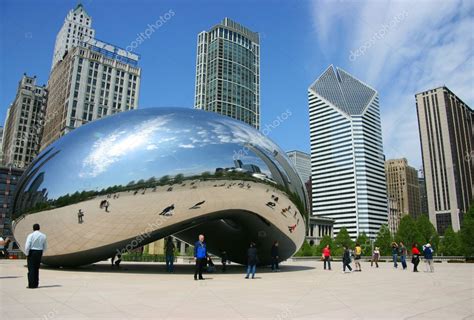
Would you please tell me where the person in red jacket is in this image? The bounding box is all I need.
[322,245,331,270]
[411,243,421,272]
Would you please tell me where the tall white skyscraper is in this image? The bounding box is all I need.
[51,4,95,70]
[308,65,388,239]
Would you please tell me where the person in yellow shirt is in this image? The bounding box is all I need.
[354,243,362,272]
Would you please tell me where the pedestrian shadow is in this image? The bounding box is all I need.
[38,285,62,288]
[40,263,315,275]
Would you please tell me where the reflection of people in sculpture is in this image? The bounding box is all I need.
[190,200,205,209]
[266,202,276,208]
[159,204,174,215]
[288,224,296,233]
[111,253,122,268]
[77,209,84,224]
[104,201,110,212]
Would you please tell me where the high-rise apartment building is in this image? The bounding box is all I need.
[2,75,47,168]
[194,18,260,129]
[418,173,429,216]
[415,86,473,233]
[385,158,421,221]
[0,166,24,238]
[42,7,140,150]
[308,65,388,239]
[51,4,95,70]
[286,150,311,184]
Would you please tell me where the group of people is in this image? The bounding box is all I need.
[321,242,436,273]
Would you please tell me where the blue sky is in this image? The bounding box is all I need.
[1,0,473,170]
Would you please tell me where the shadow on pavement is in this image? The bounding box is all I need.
[40,263,315,275]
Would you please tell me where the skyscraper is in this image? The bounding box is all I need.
[308,65,388,239]
[415,86,473,233]
[51,4,95,70]
[2,74,47,168]
[194,18,260,129]
[41,7,141,150]
[286,150,311,184]
[385,158,421,220]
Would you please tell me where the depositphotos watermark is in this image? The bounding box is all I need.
[349,10,408,62]
[126,9,175,52]
[233,109,292,161]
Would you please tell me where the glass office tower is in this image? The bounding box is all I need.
[194,18,260,129]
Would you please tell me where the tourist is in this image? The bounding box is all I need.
[399,242,407,270]
[194,234,207,280]
[77,209,84,224]
[25,224,47,289]
[371,246,380,268]
[423,243,434,272]
[322,244,331,270]
[411,243,421,272]
[114,253,122,268]
[245,242,258,279]
[165,237,175,272]
[220,249,228,272]
[0,236,11,258]
[271,241,280,272]
[342,245,352,273]
[391,242,399,268]
[354,243,362,272]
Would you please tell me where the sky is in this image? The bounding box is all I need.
[0,0,473,170]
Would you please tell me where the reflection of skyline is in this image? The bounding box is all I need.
[25,109,280,199]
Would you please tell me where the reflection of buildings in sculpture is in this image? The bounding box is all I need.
[415,86,473,234]
[388,198,400,235]
[0,166,24,243]
[41,5,141,150]
[233,159,261,173]
[385,158,421,221]
[2,75,47,168]
[195,18,260,129]
[308,65,388,239]
[306,216,334,246]
[19,172,48,213]
[286,150,311,184]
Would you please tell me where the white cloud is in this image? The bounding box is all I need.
[310,0,474,169]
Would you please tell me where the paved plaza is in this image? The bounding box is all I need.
[0,259,473,319]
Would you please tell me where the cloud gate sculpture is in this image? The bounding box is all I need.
[12,108,308,267]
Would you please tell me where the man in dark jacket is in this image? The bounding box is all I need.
[194,234,207,280]
[342,246,352,273]
[165,237,175,272]
[245,242,258,279]
[271,241,280,272]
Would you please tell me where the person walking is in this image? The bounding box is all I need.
[165,237,175,272]
[24,224,47,289]
[399,242,407,270]
[271,241,280,272]
[371,246,380,268]
[411,243,421,272]
[322,245,331,270]
[194,234,207,280]
[77,209,84,224]
[220,249,228,272]
[342,246,352,273]
[245,242,258,279]
[391,242,399,268]
[354,243,362,272]
[423,243,434,272]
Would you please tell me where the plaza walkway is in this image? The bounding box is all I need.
[0,259,473,319]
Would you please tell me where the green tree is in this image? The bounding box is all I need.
[439,227,462,256]
[355,232,371,256]
[416,215,439,250]
[334,227,353,256]
[316,235,333,256]
[460,202,474,257]
[295,240,314,256]
[396,215,422,246]
[374,224,392,255]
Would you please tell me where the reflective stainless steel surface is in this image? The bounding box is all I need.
[12,108,308,267]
